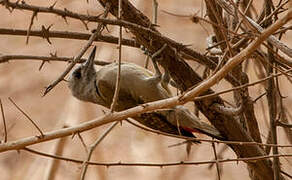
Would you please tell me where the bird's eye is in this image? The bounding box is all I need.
[73,69,82,79]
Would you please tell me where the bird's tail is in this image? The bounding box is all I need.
[163,105,224,140]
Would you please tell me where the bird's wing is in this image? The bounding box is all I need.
[96,79,144,111]
[96,77,197,139]
[155,106,224,139]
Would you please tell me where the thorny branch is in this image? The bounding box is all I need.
[23,147,292,167]
[0,54,110,66]
[0,99,7,143]
[0,28,140,48]
[80,122,119,180]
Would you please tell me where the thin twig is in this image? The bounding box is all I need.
[276,121,292,128]
[76,132,88,154]
[0,54,110,65]
[26,11,37,44]
[110,0,122,112]
[212,142,221,180]
[161,9,239,36]
[0,28,140,48]
[80,121,119,180]
[218,0,292,58]
[280,170,292,179]
[152,0,158,24]
[8,97,44,137]
[44,132,68,180]
[264,2,281,176]
[253,92,267,103]
[23,147,292,167]
[0,99,7,142]
[259,0,290,26]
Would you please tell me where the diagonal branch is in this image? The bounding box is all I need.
[43,3,112,95]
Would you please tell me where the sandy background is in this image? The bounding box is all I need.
[0,0,291,179]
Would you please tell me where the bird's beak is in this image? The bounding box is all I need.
[84,46,96,71]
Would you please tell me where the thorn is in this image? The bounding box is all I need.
[96,12,105,18]
[38,60,46,71]
[62,15,68,24]
[41,24,53,44]
[140,104,149,108]
[150,23,160,28]
[36,134,44,139]
[43,85,52,96]
[49,1,57,9]
[190,10,200,23]
[68,56,74,64]
[62,9,69,24]
[3,0,13,13]
[186,141,192,155]
[104,25,110,33]
[80,20,89,30]
[50,52,57,58]
[62,78,68,82]
[91,29,97,33]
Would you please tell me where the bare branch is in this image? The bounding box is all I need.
[211,142,221,180]
[0,28,140,48]
[276,121,292,128]
[0,99,7,143]
[8,97,44,137]
[80,122,118,180]
[0,54,110,66]
[22,147,292,167]
[26,11,37,44]
[110,0,123,112]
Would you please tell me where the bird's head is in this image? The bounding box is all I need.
[68,46,97,102]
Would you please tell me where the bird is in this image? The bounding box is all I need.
[68,46,223,140]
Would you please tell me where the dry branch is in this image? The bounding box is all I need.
[0,28,139,48]
[0,54,110,65]
[23,147,292,167]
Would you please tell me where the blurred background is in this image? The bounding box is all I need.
[0,0,291,179]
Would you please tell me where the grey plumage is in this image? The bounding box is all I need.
[68,47,223,140]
